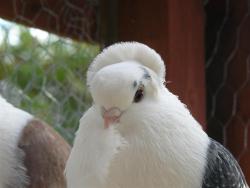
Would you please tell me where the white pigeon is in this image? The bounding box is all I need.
[0,95,70,188]
[65,42,248,188]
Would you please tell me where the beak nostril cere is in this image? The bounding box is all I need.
[101,107,123,128]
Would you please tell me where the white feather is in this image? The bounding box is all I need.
[66,42,210,188]
[65,106,127,188]
[87,42,165,86]
[0,96,32,188]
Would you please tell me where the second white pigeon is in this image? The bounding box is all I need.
[65,42,248,188]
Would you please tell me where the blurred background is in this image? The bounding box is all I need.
[0,19,99,143]
[0,0,249,183]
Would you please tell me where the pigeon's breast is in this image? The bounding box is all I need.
[103,128,208,188]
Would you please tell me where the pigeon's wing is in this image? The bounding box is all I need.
[202,139,248,188]
[65,106,125,188]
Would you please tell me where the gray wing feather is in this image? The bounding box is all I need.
[202,139,248,188]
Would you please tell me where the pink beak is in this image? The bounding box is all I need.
[102,107,122,129]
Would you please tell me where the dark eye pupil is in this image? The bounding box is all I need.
[134,88,144,103]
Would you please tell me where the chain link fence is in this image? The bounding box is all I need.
[205,0,250,180]
[0,1,100,144]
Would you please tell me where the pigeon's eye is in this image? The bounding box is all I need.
[133,85,144,103]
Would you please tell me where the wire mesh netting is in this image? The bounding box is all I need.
[0,1,100,144]
[205,0,250,180]
[2,0,98,41]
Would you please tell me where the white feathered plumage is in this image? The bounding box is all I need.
[0,96,70,187]
[65,42,248,188]
[0,96,31,188]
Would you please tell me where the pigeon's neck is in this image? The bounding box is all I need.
[105,91,210,187]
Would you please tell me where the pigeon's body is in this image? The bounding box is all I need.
[65,42,248,188]
[0,96,70,188]
[0,96,31,188]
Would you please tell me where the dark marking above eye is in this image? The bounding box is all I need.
[140,67,151,80]
[133,81,137,88]
[143,72,151,80]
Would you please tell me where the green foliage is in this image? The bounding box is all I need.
[0,25,99,144]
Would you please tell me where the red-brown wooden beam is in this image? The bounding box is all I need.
[0,0,97,42]
[116,0,206,127]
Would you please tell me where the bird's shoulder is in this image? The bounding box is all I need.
[202,139,248,188]
[78,106,102,126]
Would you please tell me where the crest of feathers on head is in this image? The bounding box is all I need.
[87,42,166,86]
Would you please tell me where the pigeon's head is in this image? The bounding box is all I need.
[87,42,166,129]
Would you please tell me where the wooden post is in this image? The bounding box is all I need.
[116,0,206,127]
